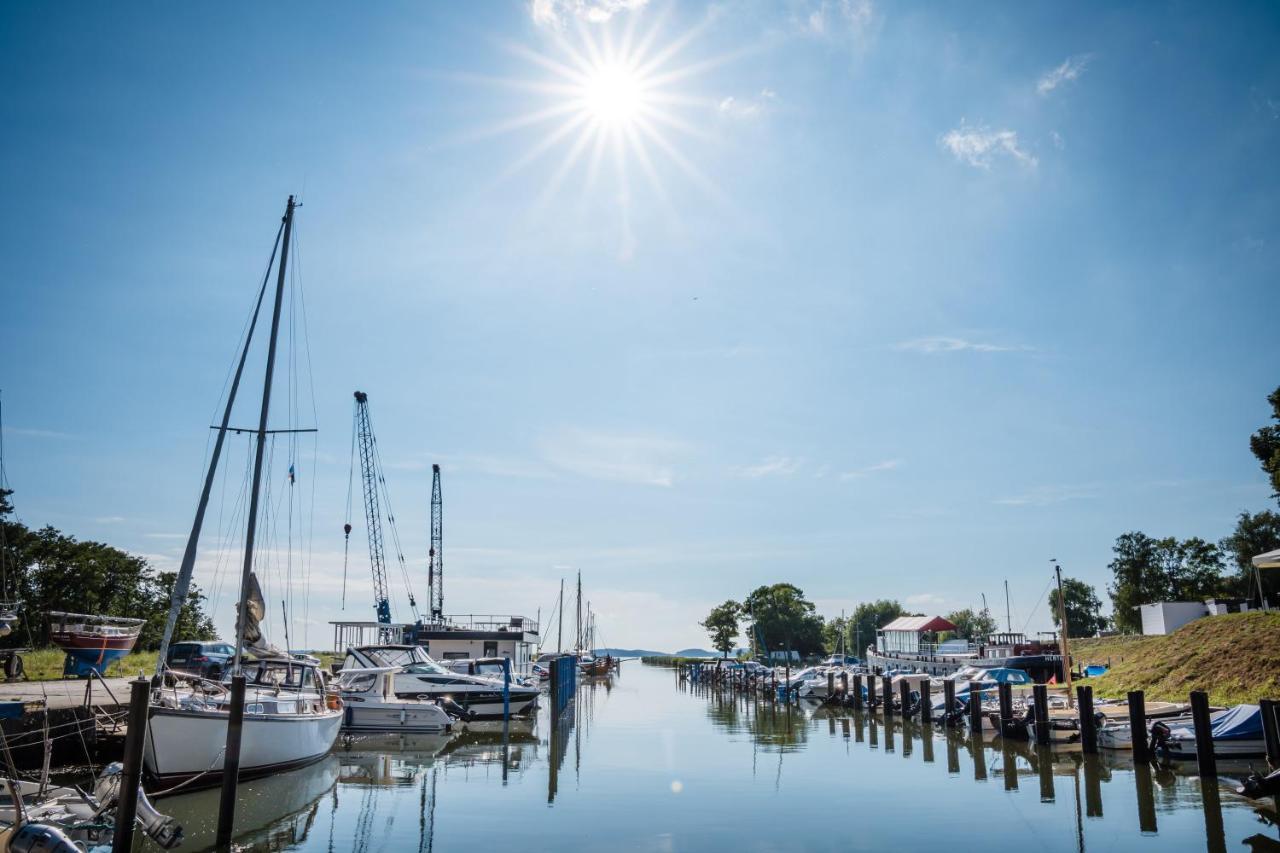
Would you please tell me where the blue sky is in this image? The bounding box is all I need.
[2,1,1278,652]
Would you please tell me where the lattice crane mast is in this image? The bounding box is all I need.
[428,463,444,621]
[348,391,419,639]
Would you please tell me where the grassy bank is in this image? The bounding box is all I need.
[1072,611,1280,705]
[642,655,728,667]
[15,649,340,682]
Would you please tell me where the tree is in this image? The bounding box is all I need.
[700,600,741,658]
[1048,577,1108,637]
[848,599,905,655]
[743,583,825,657]
[945,607,997,642]
[823,616,848,655]
[1219,510,1280,607]
[1108,531,1230,633]
[1250,386,1280,501]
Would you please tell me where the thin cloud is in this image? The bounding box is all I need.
[7,427,76,439]
[717,89,778,120]
[895,337,1032,354]
[839,459,902,480]
[798,0,876,42]
[735,456,802,478]
[993,485,1097,507]
[538,427,688,487]
[940,122,1037,169]
[94,516,127,524]
[906,593,945,608]
[1037,54,1091,96]
[530,0,649,27]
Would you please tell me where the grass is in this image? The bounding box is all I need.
[1072,610,1280,706]
[15,648,340,681]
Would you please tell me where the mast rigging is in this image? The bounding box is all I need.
[428,464,443,621]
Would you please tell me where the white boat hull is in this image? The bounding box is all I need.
[144,706,343,786]
[342,702,453,733]
[1161,737,1268,760]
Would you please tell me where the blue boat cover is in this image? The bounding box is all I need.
[1084,664,1108,677]
[1210,704,1262,741]
[0,701,23,719]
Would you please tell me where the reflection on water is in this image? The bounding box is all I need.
[144,666,1280,852]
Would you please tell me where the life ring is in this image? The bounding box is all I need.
[326,694,343,711]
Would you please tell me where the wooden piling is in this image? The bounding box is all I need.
[1189,690,1216,778]
[827,672,834,699]
[1033,684,1049,746]
[969,683,984,732]
[852,674,864,709]
[899,680,911,719]
[1078,685,1097,755]
[215,674,248,848]
[840,671,849,699]
[1259,699,1279,768]
[998,683,1013,735]
[920,680,931,723]
[943,680,955,720]
[866,674,876,708]
[1128,690,1148,763]
[882,676,894,716]
[111,678,150,853]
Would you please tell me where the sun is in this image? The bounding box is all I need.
[579,61,647,127]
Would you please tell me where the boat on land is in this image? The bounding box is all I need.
[48,611,144,677]
[342,645,540,719]
[145,197,343,790]
[333,666,455,733]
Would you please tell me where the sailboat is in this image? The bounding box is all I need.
[144,197,342,788]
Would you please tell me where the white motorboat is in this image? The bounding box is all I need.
[333,666,455,733]
[1152,704,1269,759]
[146,655,343,786]
[343,645,540,720]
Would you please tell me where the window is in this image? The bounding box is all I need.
[484,641,498,657]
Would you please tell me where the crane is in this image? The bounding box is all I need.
[428,463,444,621]
[348,390,419,640]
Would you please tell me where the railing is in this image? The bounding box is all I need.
[434,614,541,634]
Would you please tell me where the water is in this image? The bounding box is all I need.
[145,663,1279,851]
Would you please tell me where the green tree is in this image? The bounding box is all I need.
[945,607,997,642]
[1250,386,1280,501]
[848,599,905,656]
[743,583,825,657]
[700,600,741,659]
[823,616,848,655]
[1219,509,1280,607]
[1107,532,1230,633]
[1048,577,1108,637]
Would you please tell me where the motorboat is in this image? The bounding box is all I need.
[1152,704,1269,759]
[146,653,343,787]
[332,666,456,733]
[47,611,144,677]
[342,645,539,720]
[441,657,537,686]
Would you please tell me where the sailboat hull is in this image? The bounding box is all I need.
[144,706,343,789]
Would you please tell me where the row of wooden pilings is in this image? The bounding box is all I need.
[678,662,1280,780]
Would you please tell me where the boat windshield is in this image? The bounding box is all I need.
[402,659,452,676]
[240,660,317,690]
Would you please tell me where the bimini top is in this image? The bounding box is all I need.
[880,615,958,633]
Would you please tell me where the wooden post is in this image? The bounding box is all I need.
[852,674,864,709]
[1189,690,1216,779]
[998,683,1013,735]
[1033,684,1050,745]
[866,675,876,708]
[827,672,834,699]
[969,683,984,733]
[943,680,956,720]
[882,676,894,716]
[111,678,149,853]
[899,680,912,720]
[1128,690,1148,762]
[1259,699,1279,768]
[840,671,849,699]
[215,674,247,848]
[1077,685,1097,754]
[920,680,931,723]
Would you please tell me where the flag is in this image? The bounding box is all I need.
[1047,674,1057,685]
[287,463,296,484]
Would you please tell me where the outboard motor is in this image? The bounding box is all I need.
[7,822,82,853]
[1149,720,1172,756]
[439,698,475,722]
[1237,766,1280,800]
[92,762,184,850]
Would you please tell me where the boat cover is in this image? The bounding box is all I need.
[1209,704,1262,740]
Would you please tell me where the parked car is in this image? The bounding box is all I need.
[166,640,235,679]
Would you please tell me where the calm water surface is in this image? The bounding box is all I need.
[146,663,1279,851]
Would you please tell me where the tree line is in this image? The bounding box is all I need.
[0,487,217,649]
[701,386,1280,652]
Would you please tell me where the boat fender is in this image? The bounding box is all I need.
[326,693,343,711]
[8,822,82,853]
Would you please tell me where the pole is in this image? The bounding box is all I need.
[1128,690,1149,762]
[1054,561,1074,709]
[1033,684,1050,745]
[556,579,563,654]
[502,657,511,722]
[969,682,984,732]
[218,194,295,847]
[1077,685,1097,755]
[111,678,150,853]
[1189,690,1216,779]
[1004,579,1012,633]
